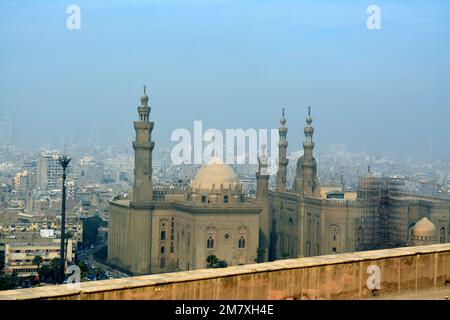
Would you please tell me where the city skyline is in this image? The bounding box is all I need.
[1,1,449,158]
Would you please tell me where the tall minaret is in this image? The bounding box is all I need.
[303,107,314,162]
[277,108,288,192]
[256,144,269,200]
[300,106,318,197]
[132,86,154,204]
[256,144,270,262]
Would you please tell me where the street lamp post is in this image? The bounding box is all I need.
[59,155,71,283]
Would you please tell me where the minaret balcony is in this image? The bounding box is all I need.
[134,121,154,130]
[133,141,154,150]
[304,126,314,134]
[301,161,315,168]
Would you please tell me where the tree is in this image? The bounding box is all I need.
[217,260,228,268]
[50,257,60,269]
[206,255,218,268]
[32,255,43,272]
[0,272,18,291]
[256,248,265,263]
[206,255,228,268]
[58,155,71,284]
[38,258,61,284]
[76,261,89,280]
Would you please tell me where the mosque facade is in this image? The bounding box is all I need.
[108,90,450,275]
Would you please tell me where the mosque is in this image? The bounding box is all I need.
[107,89,450,275]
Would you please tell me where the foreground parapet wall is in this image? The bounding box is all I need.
[1,244,449,300]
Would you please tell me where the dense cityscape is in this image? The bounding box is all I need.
[1,113,449,290]
[0,0,449,307]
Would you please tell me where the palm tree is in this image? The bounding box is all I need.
[58,155,71,284]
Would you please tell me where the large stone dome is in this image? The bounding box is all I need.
[413,217,436,238]
[191,158,238,190]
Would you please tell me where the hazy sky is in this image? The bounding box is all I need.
[0,0,449,158]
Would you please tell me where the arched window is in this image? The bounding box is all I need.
[238,237,246,248]
[224,195,229,203]
[160,221,168,241]
[329,225,340,254]
[238,227,248,249]
[308,219,312,239]
[206,227,216,249]
[440,227,446,243]
[207,237,214,249]
[160,246,165,254]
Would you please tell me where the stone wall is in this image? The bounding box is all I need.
[0,244,449,300]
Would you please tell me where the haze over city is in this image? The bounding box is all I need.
[1,0,450,308]
[1,0,449,158]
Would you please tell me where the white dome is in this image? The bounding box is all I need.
[191,158,238,190]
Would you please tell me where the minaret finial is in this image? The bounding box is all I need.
[368,165,371,173]
[143,85,147,95]
[280,107,287,126]
[308,106,311,116]
[258,143,268,175]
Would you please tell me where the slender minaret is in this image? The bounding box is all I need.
[301,106,316,197]
[256,144,269,200]
[132,86,154,204]
[277,108,288,192]
[256,144,270,262]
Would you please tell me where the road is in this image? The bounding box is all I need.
[77,244,129,279]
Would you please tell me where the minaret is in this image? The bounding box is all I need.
[132,86,154,204]
[256,144,269,200]
[256,144,270,262]
[277,108,288,192]
[301,106,317,197]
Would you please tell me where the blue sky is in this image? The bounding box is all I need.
[0,0,449,157]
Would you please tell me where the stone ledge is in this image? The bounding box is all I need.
[1,243,449,300]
